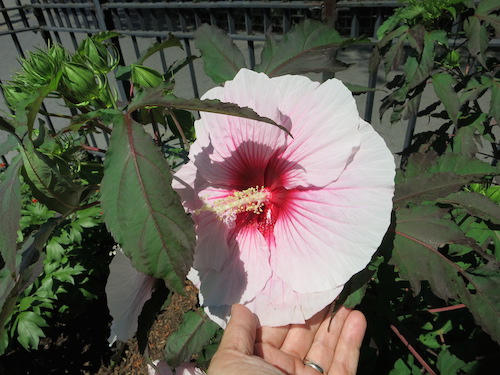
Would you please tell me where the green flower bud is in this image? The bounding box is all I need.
[75,38,119,74]
[91,84,118,109]
[445,50,460,68]
[2,83,34,108]
[130,64,164,89]
[19,49,58,86]
[61,62,100,105]
[47,43,68,67]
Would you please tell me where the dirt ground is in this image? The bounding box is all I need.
[0,285,198,375]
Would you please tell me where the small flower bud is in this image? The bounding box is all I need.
[130,64,164,89]
[75,38,119,74]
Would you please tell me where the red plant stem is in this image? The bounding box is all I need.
[166,109,189,151]
[77,200,100,211]
[390,324,437,375]
[82,144,106,153]
[426,304,466,314]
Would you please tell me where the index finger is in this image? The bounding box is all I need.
[218,304,258,355]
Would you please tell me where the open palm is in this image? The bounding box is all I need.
[208,304,366,375]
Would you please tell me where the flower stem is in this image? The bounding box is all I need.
[390,324,437,375]
[166,109,189,151]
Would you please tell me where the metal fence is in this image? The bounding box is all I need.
[1,1,493,165]
[21,1,399,97]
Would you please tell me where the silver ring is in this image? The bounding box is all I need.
[303,359,325,374]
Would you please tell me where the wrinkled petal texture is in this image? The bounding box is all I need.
[106,248,156,343]
[173,69,395,327]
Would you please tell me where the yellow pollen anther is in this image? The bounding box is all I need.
[202,186,270,225]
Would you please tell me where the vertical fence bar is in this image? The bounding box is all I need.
[263,7,271,33]
[30,0,52,42]
[93,0,107,30]
[322,0,336,82]
[100,0,131,103]
[60,0,80,49]
[282,6,291,33]
[364,8,382,123]
[77,0,94,35]
[245,8,255,69]
[227,8,235,35]
[41,1,63,44]
[350,9,359,38]
[15,0,30,28]
[209,7,216,26]
[178,10,199,98]
[0,0,27,58]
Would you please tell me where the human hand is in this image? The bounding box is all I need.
[207,304,366,375]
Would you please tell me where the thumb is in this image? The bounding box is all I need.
[218,304,257,356]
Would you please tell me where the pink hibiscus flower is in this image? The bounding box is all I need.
[173,69,395,327]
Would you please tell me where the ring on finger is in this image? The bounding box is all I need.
[303,359,325,374]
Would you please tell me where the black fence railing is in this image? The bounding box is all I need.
[1,1,497,165]
[0,1,402,164]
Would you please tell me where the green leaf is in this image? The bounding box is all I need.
[16,311,48,350]
[0,157,23,276]
[69,108,121,131]
[407,30,446,90]
[389,357,422,375]
[460,77,489,105]
[19,140,85,214]
[115,65,132,81]
[448,125,480,156]
[89,31,122,42]
[100,115,195,293]
[395,172,483,207]
[136,35,183,65]
[128,87,289,135]
[376,12,404,40]
[335,256,383,309]
[429,153,498,176]
[130,64,164,88]
[0,117,17,135]
[399,151,439,181]
[396,153,498,207]
[258,32,279,70]
[343,83,381,94]
[491,79,500,126]
[0,268,16,330]
[165,309,220,368]
[432,72,460,124]
[0,134,19,156]
[439,191,500,225]
[463,16,489,67]
[392,205,500,343]
[476,0,500,16]
[484,14,500,37]
[194,24,246,84]
[0,221,55,341]
[437,350,476,375]
[255,19,348,77]
[393,205,478,295]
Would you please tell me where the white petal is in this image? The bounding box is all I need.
[196,225,271,306]
[272,120,394,294]
[106,248,156,344]
[245,275,343,327]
